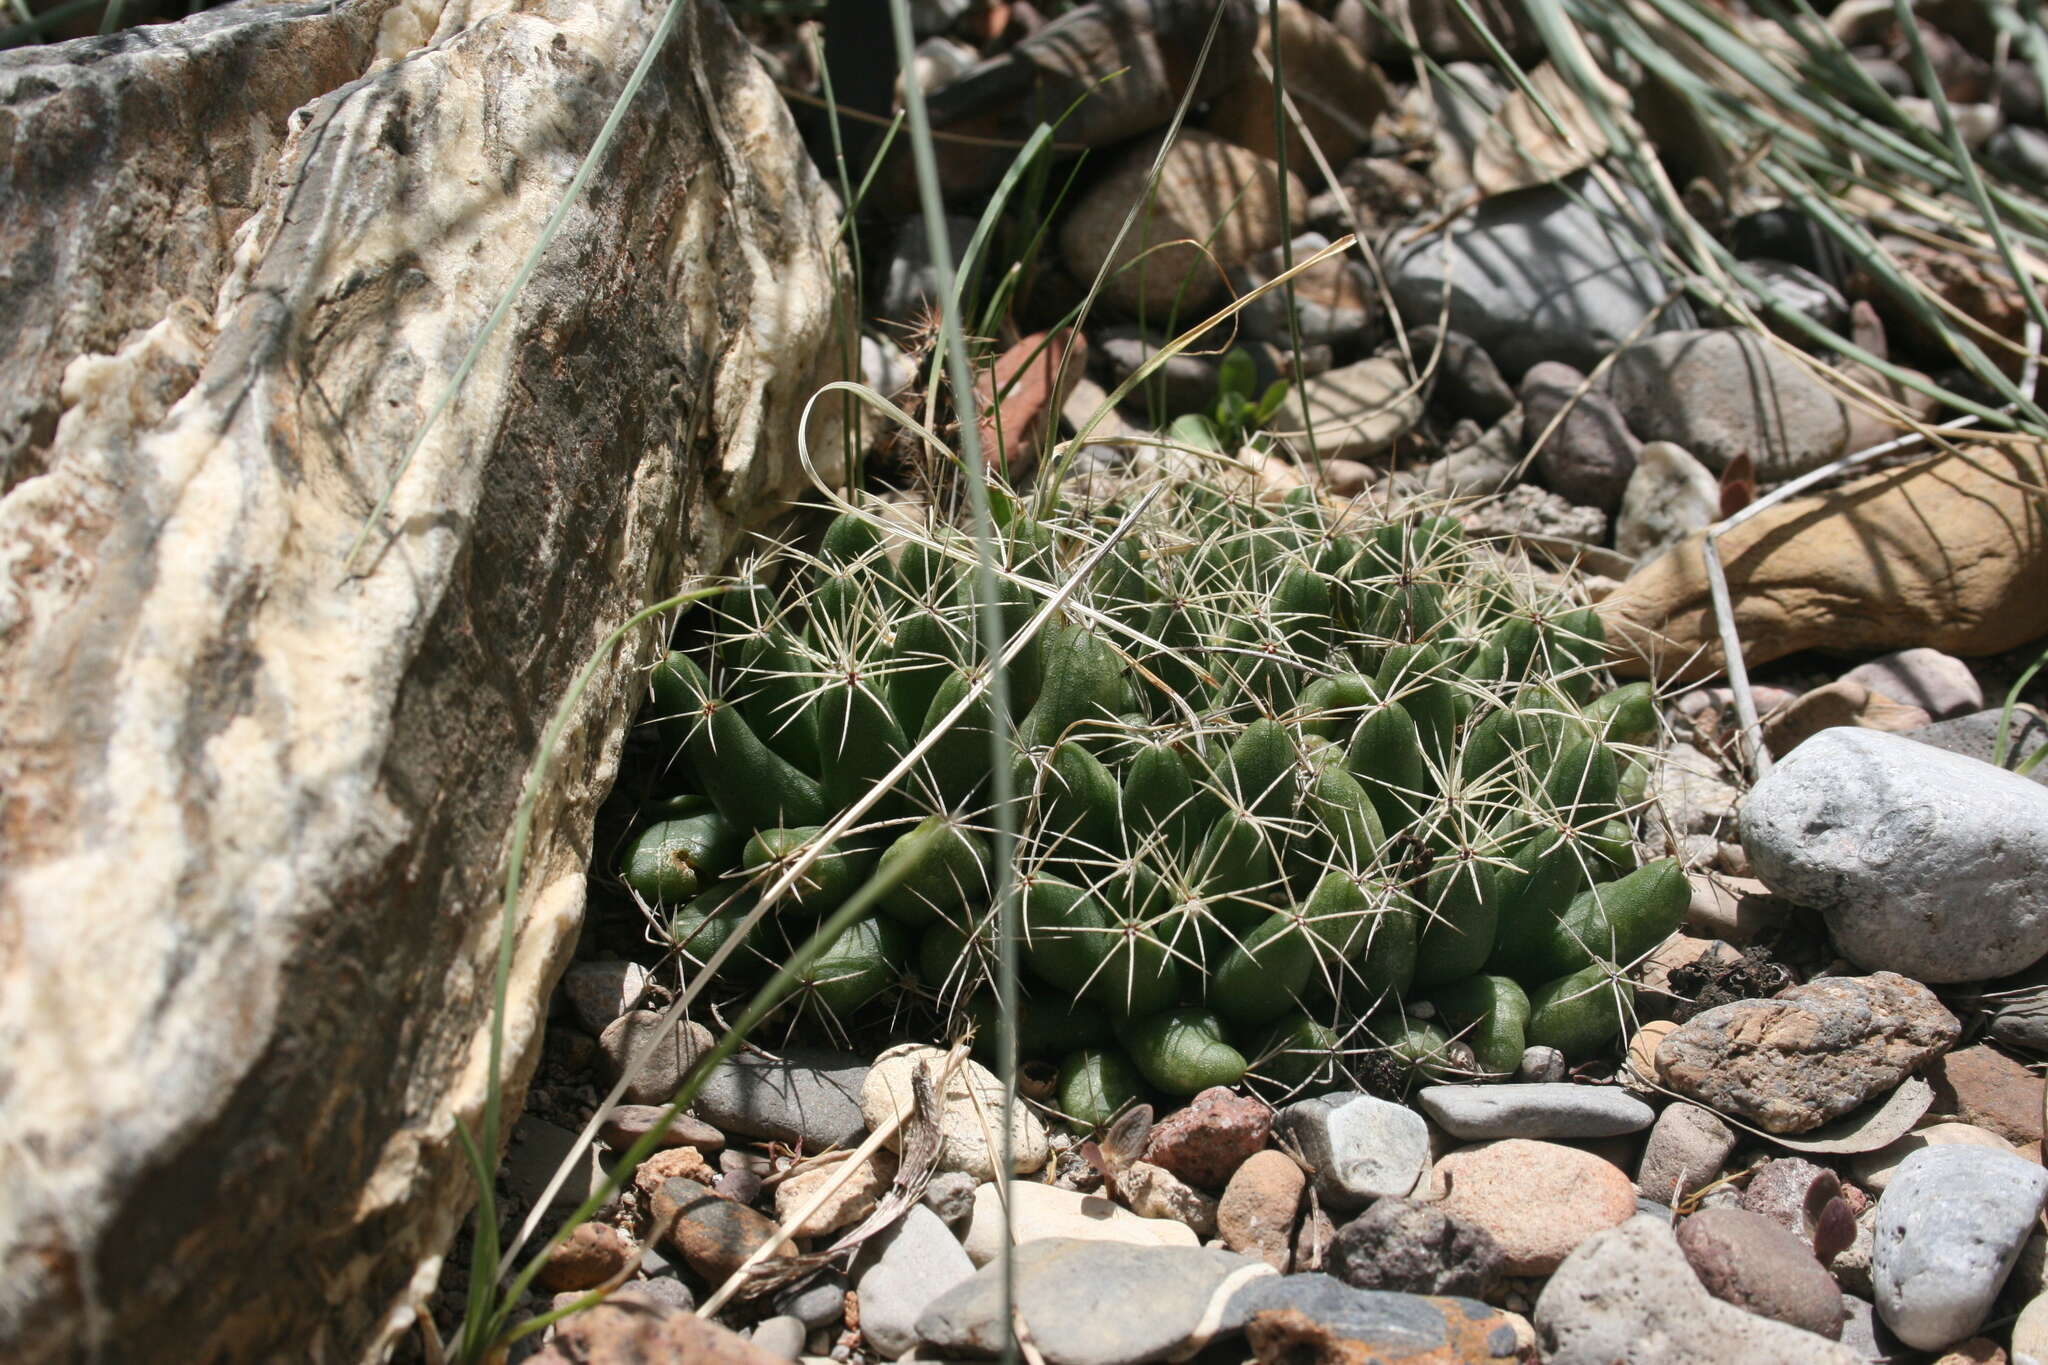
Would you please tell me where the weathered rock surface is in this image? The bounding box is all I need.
[1616,441,1721,562]
[1536,1217,1866,1364]
[1742,729,2048,983]
[1142,1085,1272,1189]
[1326,1197,1505,1300]
[1383,172,1684,377]
[1230,1273,1525,1364]
[1599,444,2048,681]
[1061,128,1304,318]
[0,2,844,1360]
[1655,973,1960,1133]
[1217,1149,1305,1271]
[1432,1139,1637,1275]
[1274,1091,1430,1211]
[1206,0,1388,171]
[1604,328,1851,479]
[863,1043,1048,1180]
[961,1180,1200,1265]
[1676,1206,1847,1337]
[1263,357,1423,462]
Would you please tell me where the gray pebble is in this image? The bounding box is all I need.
[749,1315,807,1361]
[1417,1084,1654,1141]
[1874,1145,2048,1349]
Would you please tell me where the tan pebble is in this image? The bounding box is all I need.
[1217,1149,1304,1271]
[633,1144,717,1198]
[1434,1138,1636,1274]
[1117,1160,1219,1236]
[1932,1337,2007,1365]
[1626,1020,1680,1084]
[774,1149,898,1238]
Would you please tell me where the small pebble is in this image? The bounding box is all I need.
[750,1315,807,1361]
[654,1176,797,1282]
[1141,1086,1273,1189]
[1677,1206,1847,1338]
[632,1145,717,1198]
[1636,1103,1735,1204]
[535,1222,633,1292]
[562,960,653,1035]
[1217,1148,1305,1271]
[1117,1160,1218,1236]
[921,1170,979,1226]
[597,1105,725,1152]
[1326,1196,1505,1299]
[597,1011,714,1107]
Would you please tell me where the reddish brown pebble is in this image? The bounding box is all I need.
[654,1176,796,1281]
[1142,1086,1273,1189]
[1930,1044,2046,1153]
[534,1222,633,1292]
[598,1105,726,1152]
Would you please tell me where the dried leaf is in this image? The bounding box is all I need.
[734,1060,948,1296]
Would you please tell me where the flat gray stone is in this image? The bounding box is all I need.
[1535,1217,1865,1364]
[914,1238,1271,1365]
[1873,1145,2048,1350]
[1384,171,1688,377]
[1275,1092,1430,1212]
[1740,728,2048,983]
[691,1046,868,1150]
[1604,327,1849,479]
[1262,357,1422,461]
[854,1204,974,1359]
[1417,1084,1655,1140]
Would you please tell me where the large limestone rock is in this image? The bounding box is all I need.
[1598,442,2048,681]
[0,2,844,1361]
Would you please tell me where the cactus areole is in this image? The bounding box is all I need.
[623,481,1680,1125]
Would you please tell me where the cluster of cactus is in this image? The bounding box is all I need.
[621,476,1686,1125]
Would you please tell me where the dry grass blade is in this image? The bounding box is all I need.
[699,1053,955,1312]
